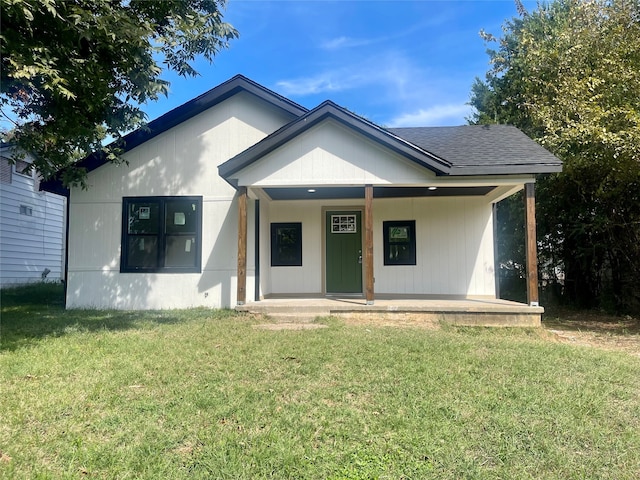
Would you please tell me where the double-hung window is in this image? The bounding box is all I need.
[121,196,202,273]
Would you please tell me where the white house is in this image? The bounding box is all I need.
[1,144,66,286]
[41,75,561,312]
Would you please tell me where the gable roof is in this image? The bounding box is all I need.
[40,75,308,195]
[41,74,563,195]
[389,125,562,175]
[219,107,562,184]
[218,100,454,183]
[116,74,308,155]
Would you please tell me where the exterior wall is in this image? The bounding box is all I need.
[373,196,495,297]
[266,200,329,295]
[65,92,290,309]
[264,196,495,298]
[0,155,66,286]
[237,120,435,187]
[257,198,272,298]
[63,89,503,308]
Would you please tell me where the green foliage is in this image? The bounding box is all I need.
[0,0,238,186]
[470,0,640,313]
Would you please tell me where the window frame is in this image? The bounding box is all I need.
[270,222,302,267]
[19,205,33,216]
[120,196,202,274]
[13,159,33,178]
[383,220,416,266]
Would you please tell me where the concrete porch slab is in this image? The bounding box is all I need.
[236,297,543,327]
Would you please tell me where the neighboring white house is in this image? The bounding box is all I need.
[41,75,561,310]
[0,144,66,286]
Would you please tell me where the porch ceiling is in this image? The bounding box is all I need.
[261,185,496,200]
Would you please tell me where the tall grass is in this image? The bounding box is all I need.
[1,284,639,479]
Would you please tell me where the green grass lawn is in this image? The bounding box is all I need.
[1,284,639,479]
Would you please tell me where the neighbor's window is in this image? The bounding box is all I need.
[19,205,33,216]
[271,222,302,266]
[121,196,202,273]
[383,220,416,266]
[14,159,31,176]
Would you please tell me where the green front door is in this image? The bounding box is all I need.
[326,211,363,294]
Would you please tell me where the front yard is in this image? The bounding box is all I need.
[1,284,639,479]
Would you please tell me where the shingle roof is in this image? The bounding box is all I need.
[41,76,562,195]
[220,111,562,184]
[388,125,562,175]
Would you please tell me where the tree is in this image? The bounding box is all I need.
[470,0,640,313]
[1,0,238,186]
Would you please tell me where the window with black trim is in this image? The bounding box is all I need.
[121,196,202,273]
[271,222,302,266]
[383,220,416,266]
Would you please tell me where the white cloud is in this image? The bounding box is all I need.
[388,104,473,127]
[275,74,352,96]
[275,51,418,97]
[274,50,474,127]
[321,36,376,50]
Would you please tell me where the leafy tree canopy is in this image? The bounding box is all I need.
[1,0,238,186]
[471,0,640,312]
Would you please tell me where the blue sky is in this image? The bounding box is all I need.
[149,0,535,128]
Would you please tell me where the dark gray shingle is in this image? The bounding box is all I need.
[388,125,562,174]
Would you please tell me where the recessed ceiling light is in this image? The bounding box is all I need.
[307,189,316,193]
[428,186,437,191]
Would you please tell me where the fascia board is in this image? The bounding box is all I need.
[40,75,308,194]
[219,102,453,181]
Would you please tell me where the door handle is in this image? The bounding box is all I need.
[358,250,362,264]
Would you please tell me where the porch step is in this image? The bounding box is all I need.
[265,313,326,323]
[236,299,544,327]
[237,304,331,323]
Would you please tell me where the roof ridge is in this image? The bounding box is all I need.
[218,101,453,182]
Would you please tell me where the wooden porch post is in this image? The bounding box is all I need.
[524,183,539,306]
[365,184,374,304]
[237,186,247,305]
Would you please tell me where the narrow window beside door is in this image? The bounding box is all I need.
[271,223,302,266]
[383,220,416,265]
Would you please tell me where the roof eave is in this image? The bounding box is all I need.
[119,75,308,155]
[449,163,564,176]
[219,102,453,181]
[39,179,70,197]
[41,75,309,192]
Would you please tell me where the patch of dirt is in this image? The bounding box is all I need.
[340,310,640,356]
[542,309,640,357]
[339,312,442,330]
[253,323,328,330]
[250,311,640,356]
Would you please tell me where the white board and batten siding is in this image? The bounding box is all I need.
[232,117,497,299]
[265,196,495,298]
[66,92,290,309]
[60,85,529,309]
[238,120,435,187]
[0,155,66,286]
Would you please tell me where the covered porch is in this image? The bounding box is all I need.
[218,104,562,325]
[230,181,541,322]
